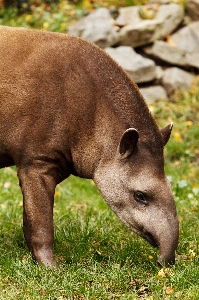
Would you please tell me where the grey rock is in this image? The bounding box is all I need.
[170,21,199,69]
[67,8,119,48]
[171,21,199,53]
[145,40,188,66]
[115,6,141,27]
[119,19,162,48]
[186,0,199,21]
[162,67,195,95]
[118,4,183,48]
[140,86,167,103]
[186,52,199,69]
[156,4,184,37]
[155,66,164,82]
[105,46,156,83]
[67,4,197,97]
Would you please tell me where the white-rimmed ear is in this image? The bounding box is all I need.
[119,128,139,159]
[160,123,173,146]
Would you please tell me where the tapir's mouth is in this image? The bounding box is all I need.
[133,226,159,248]
[144,231,159,248]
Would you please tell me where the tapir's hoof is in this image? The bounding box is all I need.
[33,252,59,268]
[38,259,59,268]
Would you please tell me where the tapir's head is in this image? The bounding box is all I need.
[94,123,179,266]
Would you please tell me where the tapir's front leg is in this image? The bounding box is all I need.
[17,162,59,267]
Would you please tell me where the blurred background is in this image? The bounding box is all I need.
[0,0,146,32]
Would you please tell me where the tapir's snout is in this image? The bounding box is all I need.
[157,228,179,267]
[154,214,179,267]
[134,204,179,267]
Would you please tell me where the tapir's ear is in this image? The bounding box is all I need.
[160,123,173,146]
[119,128,139,159]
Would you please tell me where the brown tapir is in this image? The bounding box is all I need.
[0,25,179,267]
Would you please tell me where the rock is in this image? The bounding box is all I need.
[155,66,164,82]
[155,4,184,37]
[162,67,195,95]
[115,6,141,27]
[118,4,183,48]
[67,3,198,98]
[186,0,199,21]
[170,21,199,69]
[67,8,119,48]
[140,86,167,103]
[105,46,156,83]
[171,21,199,53]
[186,52,199,69]
[119,19,162,48]
[145,40,188,66]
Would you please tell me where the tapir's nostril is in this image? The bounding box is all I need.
[157,255,175,267]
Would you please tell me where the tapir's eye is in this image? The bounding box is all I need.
[134,191,147,205]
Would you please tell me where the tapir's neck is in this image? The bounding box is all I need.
[70,85,161,179]
[68,38,162,179]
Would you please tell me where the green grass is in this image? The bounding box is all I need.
[0,81,199,299]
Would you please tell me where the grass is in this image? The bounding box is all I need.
[0,1,199,298]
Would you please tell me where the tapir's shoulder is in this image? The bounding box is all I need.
[0,25,71,47]
[0,25,110,66]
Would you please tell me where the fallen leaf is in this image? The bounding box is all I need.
[58,256,64,261]
[165,286,173,295]
[114,263,121,269]
[93,241,100,246]
[189,249,196,259]
[175,291,183,298]
[55,190,61,197]
[165,268,174,275]
[185,120,193,126]
[158,268,166,278]
[25,15,32,22]
[22,255,27,264]
[4,182,11,189]
[173,132,182,142]
[193,184,199,188]
[43,22,50,30]
[39,288,45,295]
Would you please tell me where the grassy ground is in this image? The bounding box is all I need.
[0,1,199,299]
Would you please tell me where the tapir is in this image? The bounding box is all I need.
[0,26,179,267]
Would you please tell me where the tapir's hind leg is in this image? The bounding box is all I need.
[17,162,60,267]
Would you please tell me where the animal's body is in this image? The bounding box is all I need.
[0,26,179,267]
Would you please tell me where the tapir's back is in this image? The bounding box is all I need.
[0,26,90,117]
[0,26,100,168]
[0,26,161,172]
